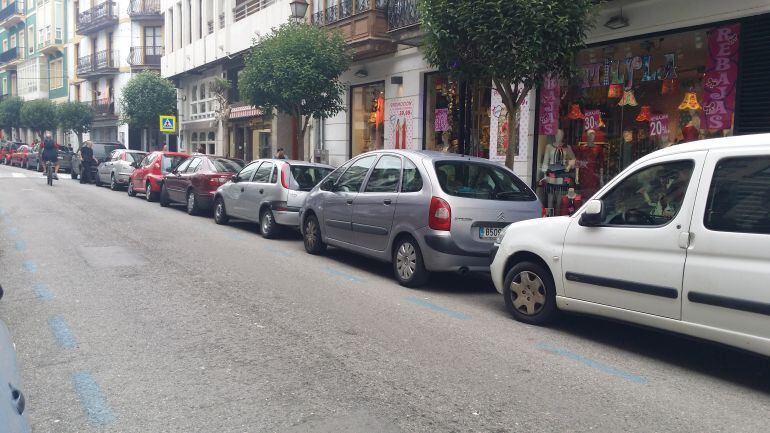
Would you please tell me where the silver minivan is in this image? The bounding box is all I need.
[212,159,333,238]
[300,150,541,286]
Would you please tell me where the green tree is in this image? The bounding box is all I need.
[421,0,596,167]
[240,22,351,158]
[0,96,24,140]
[120,70,177,129]
[20,99,58,140]
[58,101,95,146]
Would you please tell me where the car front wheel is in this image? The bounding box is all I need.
[213,198,229,225]
[303,214,326,255]
[503,261,558,325]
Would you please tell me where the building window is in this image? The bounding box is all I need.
[27,26,34,55]
[2,78,6,95]
[144,26,162,50]
[50,58,63,89]
[350,82,385,157]
[2,39,7,52]
[9,34,15,49]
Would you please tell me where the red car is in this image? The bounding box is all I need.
[127,151,189,201]
[9,145,31,167]
[159,155,245,214]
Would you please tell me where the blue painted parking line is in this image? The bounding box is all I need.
[537,343,648,384]
[324,266,365,283]
[22,260,37,273]
[15,240,26,252]
[48,316,77,349]
[33,283,53,302]
[72,372,116,426]
[7,227,18,236]
[404,296,470,320]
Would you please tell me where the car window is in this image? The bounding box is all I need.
[236,162,260,182]
[186,158,202,173]
[175,159,192,173]
[364,155,402,193]
[141,154,156,167]
[162,155,187,173]
[435,161,535,201]
[253,162,274,183]
[289,165,333,191]
[319,161,353,191]
[110,150,121,161]
[270,164,279,183]
[599,160,694,226]
[704,156,770,235]
[401,158,423,193]
[335,155,377,193]
[209,158,244,173]
[126,152,146,163]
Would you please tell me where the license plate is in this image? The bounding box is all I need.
[479,227,502,239]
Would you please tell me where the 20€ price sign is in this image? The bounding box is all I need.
[649,114,670,137]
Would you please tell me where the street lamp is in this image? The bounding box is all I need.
[289,0,309,20]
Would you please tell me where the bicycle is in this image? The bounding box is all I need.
[45,161,54,186]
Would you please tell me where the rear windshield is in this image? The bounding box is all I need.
[434,161,536,201]
[126,152,146,163]
[162,155,188,173]
[209,158,245,173]
[290,165,333,191]
[95,144,123,157]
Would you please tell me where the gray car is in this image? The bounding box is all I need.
[0,286,31,433]
[213,159,334,238]
[300,150,541,287]
[95,149,148,190]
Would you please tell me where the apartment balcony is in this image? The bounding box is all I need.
[128,0,162,21]
[128,46,163,70]
[387,0,423,45]
[312,0,395,61]
[77,1,118,35]
[77,50,120,78]
[0,1,25,30]
[92,98,117,118]
[0,47,21,71]
[38,33,65,55]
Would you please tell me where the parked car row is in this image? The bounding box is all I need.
[1,141,74,172]
[70,134,770,358]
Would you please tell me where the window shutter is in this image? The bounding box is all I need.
[735,13,770,135]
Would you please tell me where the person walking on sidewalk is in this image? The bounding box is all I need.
[79,141,96,184]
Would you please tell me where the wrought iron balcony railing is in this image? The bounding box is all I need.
[128,0,161,17]
[0,47,19,63]
[0,1,24,24]
[77,1,118,34]
[93,98,116,116]
[127,46,163,66]
[387,0,420,31]
[77,50,120,75]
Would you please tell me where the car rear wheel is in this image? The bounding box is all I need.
[110,174,119,191]
[145,181,158,202]
[127,180,137,197]
[303,214,326,255]
[95,173,103,187]
[260,209,281,239]
[214,198,229,225]
[159,183,170,207]
[393,236,430,287]
[186,190,200,216]
[71,166,79,180]
[503,261,558,325]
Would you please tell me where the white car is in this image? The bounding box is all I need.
[490,134,770,357]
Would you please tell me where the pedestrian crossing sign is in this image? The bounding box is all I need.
[160,115,176,133]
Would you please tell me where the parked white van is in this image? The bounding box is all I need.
[490,134,770,357]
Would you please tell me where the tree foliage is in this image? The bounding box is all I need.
[120,70,177,128]
[58,101,95,144]
[0,96,24,135]
[20,99,58,138]
[240,22,352,148]
[420,0,596,165]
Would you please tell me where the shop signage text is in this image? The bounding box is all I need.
[538,75,560,136]
[649,114,670,137]
[703,24,741,130]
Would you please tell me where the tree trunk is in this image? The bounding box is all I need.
[292,114,302,159]
[504,104,521,169]
[76,132,83,148]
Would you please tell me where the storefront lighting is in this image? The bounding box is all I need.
[604,12,629,30]
[567,104,584,120]
[678,91,702,110]
[289,0,309,20]
[607,84,623,98]
[354,69,368,78]
[617,89,638,107]
[636,105,652,122]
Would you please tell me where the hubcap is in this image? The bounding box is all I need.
[305,219,317,247]
[262,212,271,232]
[510,271,546,316]
[216,203,223,220]
[396,242,417,280]
[188,193,195,211]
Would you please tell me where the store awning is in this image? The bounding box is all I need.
[229,105,263,120]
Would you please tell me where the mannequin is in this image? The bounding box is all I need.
[559,187,583,216]
[574,129,604,199]
[681,111,700,143]
[540,129,576,215]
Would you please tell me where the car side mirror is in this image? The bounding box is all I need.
[579,199,603,226]
[231,176,239,183]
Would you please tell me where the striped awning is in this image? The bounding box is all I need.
[229,105,263,120]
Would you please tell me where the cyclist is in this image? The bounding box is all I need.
[41,132,60,180]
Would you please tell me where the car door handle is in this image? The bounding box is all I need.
[259,189,264,194]
[11,386,25,415]
[240,187,244,192]
[346,199,353,205]
[383,199,392,205]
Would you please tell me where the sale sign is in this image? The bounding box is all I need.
[583,109,602,131]
[538,75,559,135]
[386,97,416,150]
[702,24,740,130]
[649,114,670,137]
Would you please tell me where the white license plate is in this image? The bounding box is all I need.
[479,227,502,239]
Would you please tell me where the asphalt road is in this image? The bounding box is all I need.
[0,163,768,433]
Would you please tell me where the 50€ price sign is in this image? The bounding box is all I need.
[649,114,670,137]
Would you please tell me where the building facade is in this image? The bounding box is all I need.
[161,0,295,159]
[68,0,164,149]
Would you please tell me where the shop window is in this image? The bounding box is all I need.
[535,27,736,216]
[350,82,384,157]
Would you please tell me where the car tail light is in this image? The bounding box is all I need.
[542,207,548,218]
[429,196,451,231]
[207,175,230,187]
[280,164,290,189]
